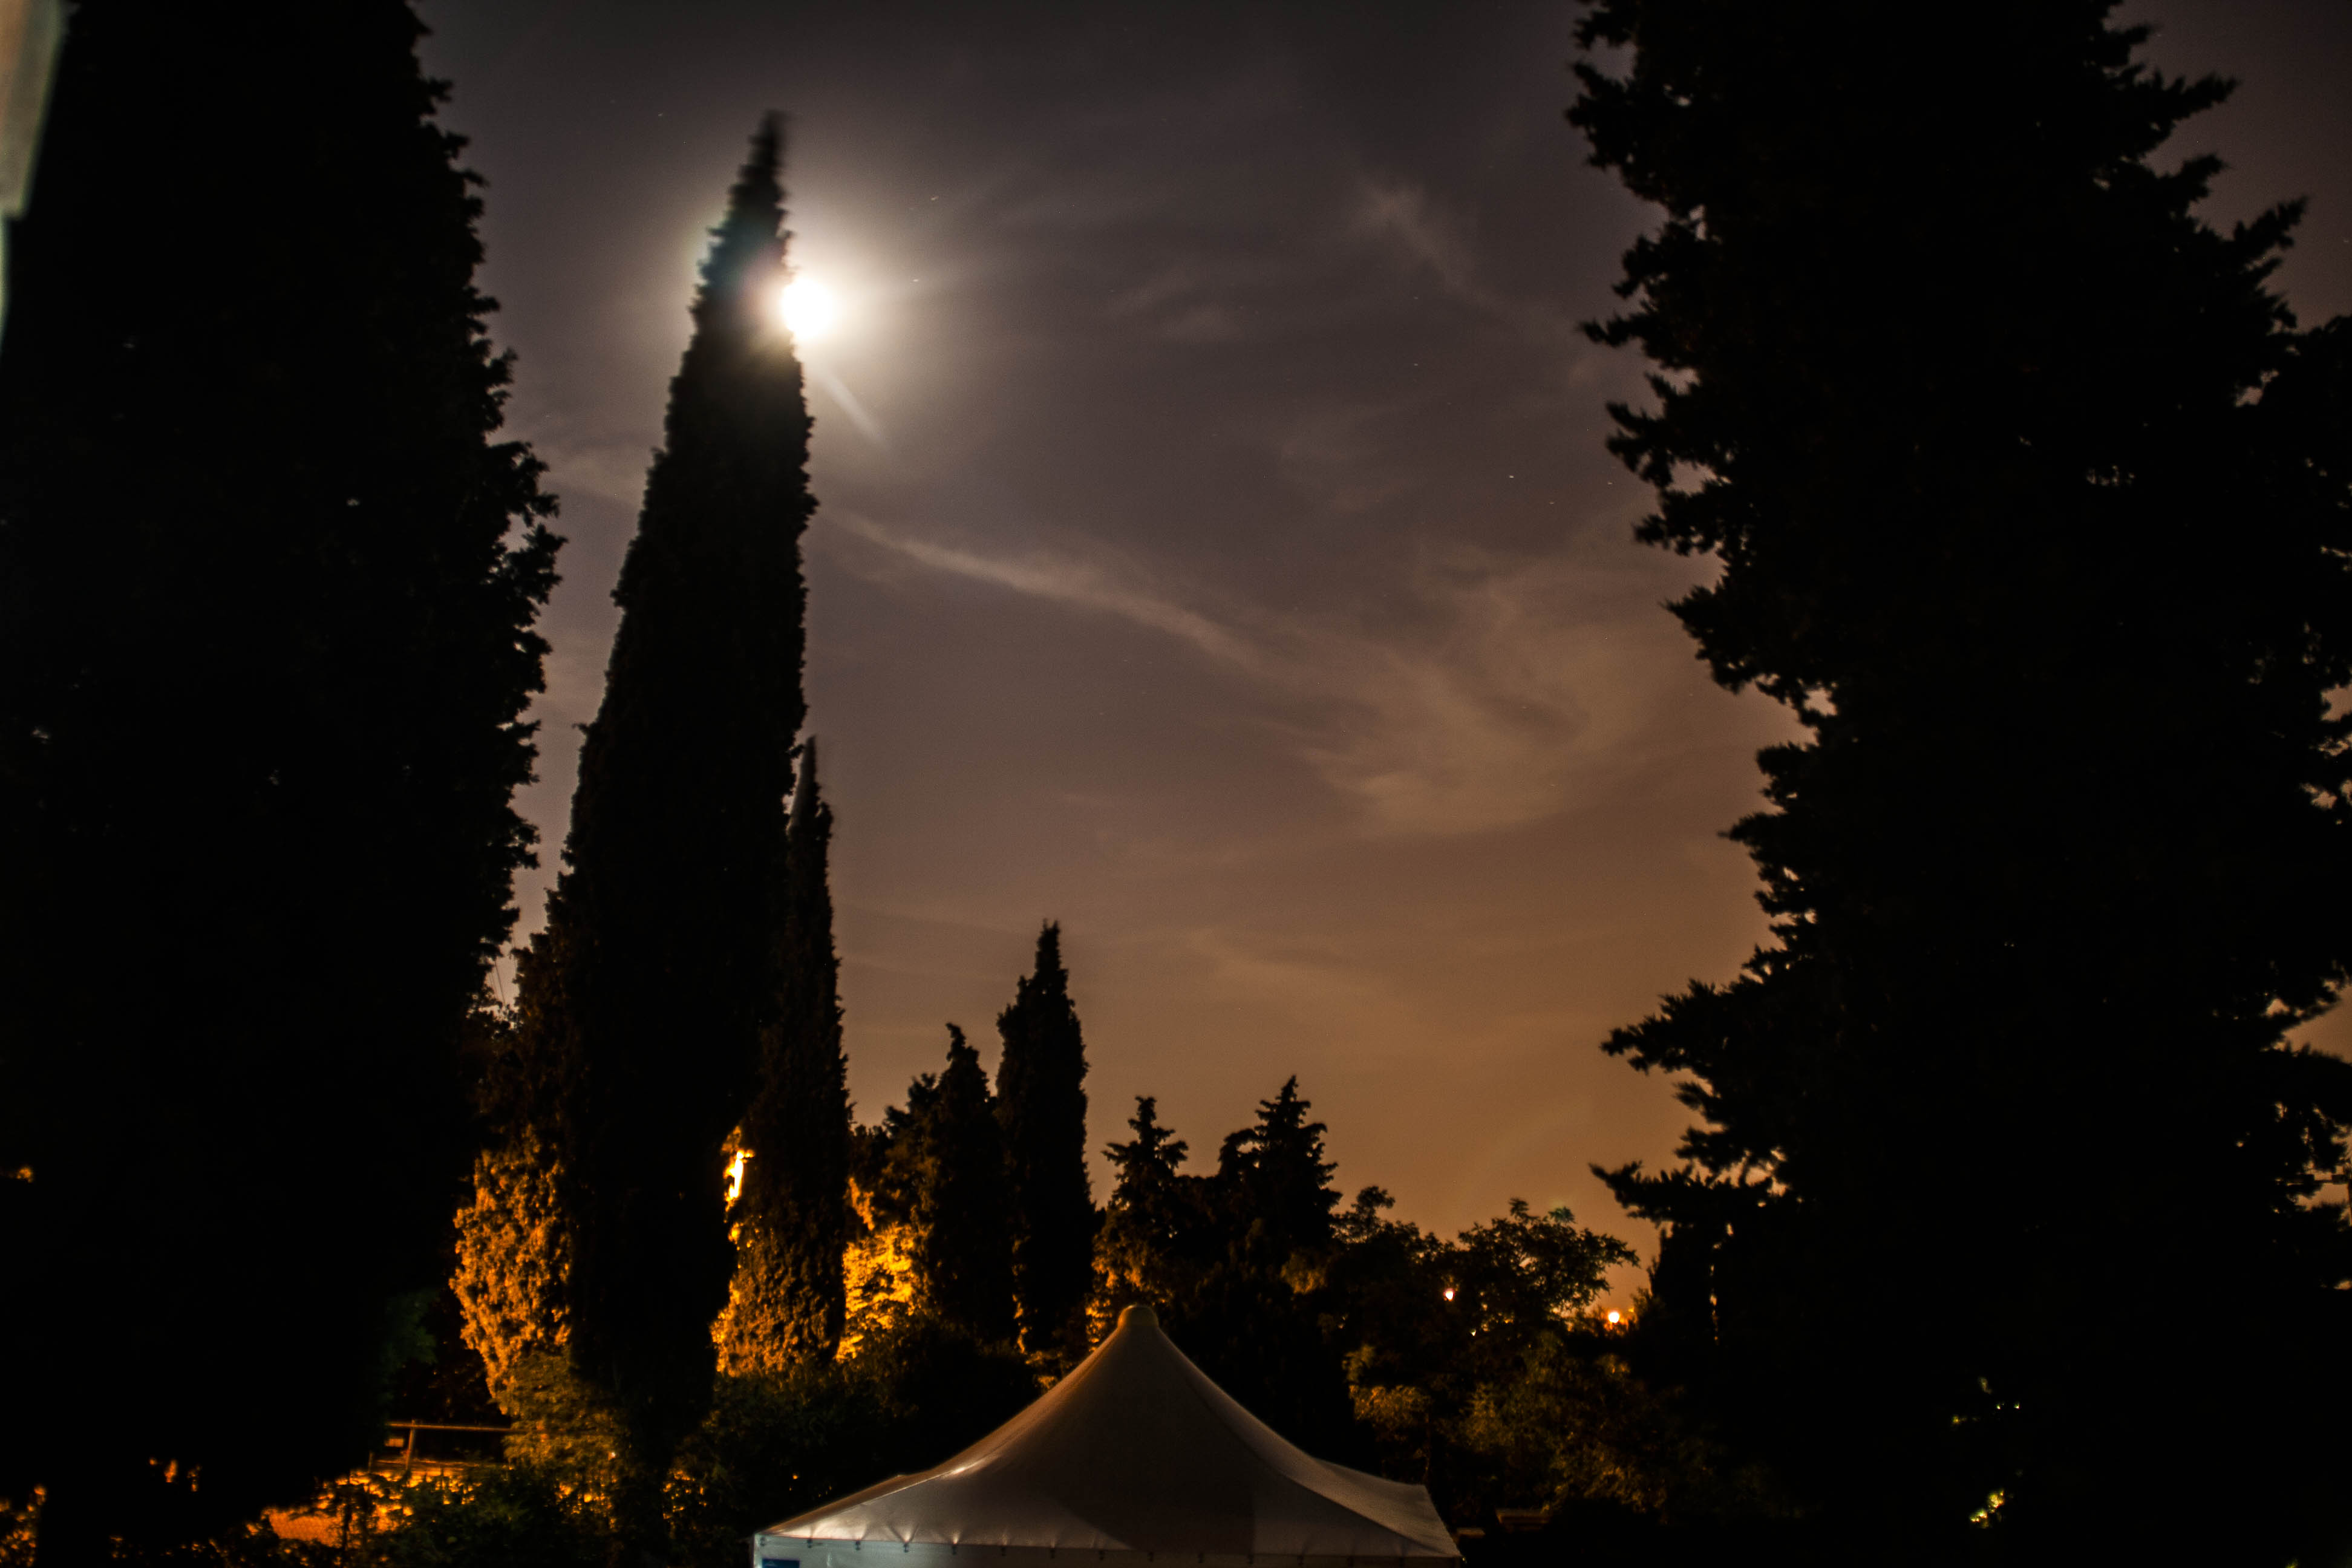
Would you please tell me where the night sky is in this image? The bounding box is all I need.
[414,0,2352,1268]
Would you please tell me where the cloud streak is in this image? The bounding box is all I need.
[829,511,1760,838]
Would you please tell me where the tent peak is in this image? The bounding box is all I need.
[1116,1302,1158,1330]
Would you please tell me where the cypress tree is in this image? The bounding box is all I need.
[877,1027,1019,1346]
[522,116,813,1543]
[0,2,558,1556]
[1572,2,2352,1556]
[994,922,1097,1361]
[920,1026,1021,1345]
[719,738,852,1370]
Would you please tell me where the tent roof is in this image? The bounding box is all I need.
[759,1306,1457,1561]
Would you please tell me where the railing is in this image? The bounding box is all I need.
[364,1420,512,1478]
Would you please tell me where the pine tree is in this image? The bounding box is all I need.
[1142,1080,1357,1459]
[521,116,814,1544]
[719,739,852,1370]
[1572,2,2352,1555]
[1091,1096,1216,1335]
[994,922,1097,1362]
[1217,1076,1341,1274]
[0,2,558,1555]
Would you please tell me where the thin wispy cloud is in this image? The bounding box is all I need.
[828,511,1760,838]
[1351,176,1584,350]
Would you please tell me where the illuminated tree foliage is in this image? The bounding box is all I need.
[1572,1,2352,1557]
[451,996,581,1437]
[455,1126,573,1411]
[993,923,1097,1364]
[719,740,852,1371]
[518,117,814,1547]
[0,0,557,1556]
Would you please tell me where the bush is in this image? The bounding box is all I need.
[373,1468,606,1568]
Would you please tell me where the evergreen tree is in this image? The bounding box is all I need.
[1097,1080,1357,1459]
[912,1027,1021,1345]
[720,739,852,1370]
[994,922,1097,1362]
[852,1029,1021,1347]
[1217,1076,1341,1273]
[1572,2,2352,1557]
[453,997,577,1425]
[1091,1096,1218,1334]
[521,117,814,1545]
[0,2,558,1556]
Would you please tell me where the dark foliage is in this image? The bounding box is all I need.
[1091,1097,1218,1320]
[377,1468,608,1568]
[1216,1077,1341,1271]
[0,1,558,1557]
[379,1319,1033,1568]
[517,116,814,1544]
[1091,1089,1708,1517]
[858,1028,1020,1345]
[1328,1193,1759,1527]
[993,923,1098,1364]
[1092,1082,1357,1460]
[386,1284,505,1429]
[1572,1,2352,1559]
[724,740,852,1369]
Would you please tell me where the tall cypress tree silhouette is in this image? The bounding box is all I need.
[1572,1,2352,1556]
[0,1,559,1555]
[523,116,813,1544]
[720,738,851,1369]
[995,923,1097,1361]
[914,1027,1020,1345]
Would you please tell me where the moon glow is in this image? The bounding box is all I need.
[777,276,839,342]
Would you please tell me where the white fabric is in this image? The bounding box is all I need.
[754,1307,1457,1564]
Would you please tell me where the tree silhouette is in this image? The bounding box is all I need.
[1572,1,2352,1556]
[721,739,852,1369]
[857,1028,1019,1346]
[518,116,814,1550]
[0,1,558,1555]
[1217,1076,1341,1272]
[1091,1080,1356,1460]
[995,923,1097,1363]
[916,1027,1021,1346]
[1092,1096,1216,1332]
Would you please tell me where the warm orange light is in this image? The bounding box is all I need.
[1442,1286,1456,1301]
[725,1149,753,1205]
[1605,1309,1621,1325]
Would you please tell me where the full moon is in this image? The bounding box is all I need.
[777,276,839,342]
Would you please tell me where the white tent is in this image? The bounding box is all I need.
[753,1305,1459,1568]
